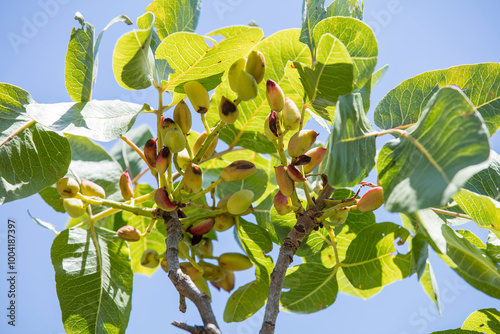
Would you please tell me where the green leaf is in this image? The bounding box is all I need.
[420,261,441,315]
[314,16,377,89]
[486,233,500,263]
[464,150,500,200]
[411,230,429,279]
[374,63,500,135]
[146,0,201,40]
[0,83,35,145]
[288,33,353,121]
[462,308,500,333]
[324,93,376,186]
[299,0,328,53]
[356,64,389,113]
[377,87,490,212]
[454,189,500,238]
[0,123,71,205]
[281,263,338,313]
[156,26,263,93]
[457,230,486,250]
[431,329,478,334]
[342,222,411,290]
[26,100,145,142]
[224,218,273,322]
[113,13,155,90]
[65,13,132,102]
[51,227,133,334]
[207,29,311,153]
[415,209,500,299]
[326,0,364,19]
[109,124,154,179]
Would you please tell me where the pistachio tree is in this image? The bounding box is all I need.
[1,0,499,333]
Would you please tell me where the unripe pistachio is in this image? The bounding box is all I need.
[245,50,266,84]
[199,262,225,282]
[266,79,285,111]
[282,98,301,131]
[180,262,202,280]
[212,269,235,292]
[220,160,258,182]
[144,138,158,168]
[193,131,218,159]
[275,165,295,197]
[219,96,239,124]
[227,189,254,215]
[56,177,80,198]
[274,191,292,215]
[80,179,105,198]
[117,225,141,242]
[302,147,327,174]
[159,117,176,141]
[198,238,213,257]
[63,198,87,218]
[163,127,186,153]
[119,170,134,201]
[236,71,258,101]
[228,58,247,93]
[292,154,312,166]
[325,210,349,227]
[187,218,214,236]
[176,149,191,171]
[218,252,253,271]
[216,194,232,210]
[286,164,307,182]
[184,81,210,114]
[357,187,384,212]
[154,188,177,211]
[141,249,160,268]
[287,129,318,158]
[160,258,169,273]
[183,162,203,193]
[214,214,235,232]
[173,100,192,134]
[156,146,171,174]
[264,111,279,142]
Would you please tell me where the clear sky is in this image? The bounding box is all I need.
[1,1,499,333]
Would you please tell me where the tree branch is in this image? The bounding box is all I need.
[260,178,335,334]
[172,321,221,334]
[159,209,221,332]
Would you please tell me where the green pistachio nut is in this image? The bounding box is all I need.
[218,252,253,271]
[163,127,186,153]
[180,262,202,280]
[266,79,285,111]
[273,191,292,215]
[156,146,171,174]
[141,249,160,268]
[214,269,235,292]
[80,179,105,198]
[236,71,258,101]
[154,188,177,211]
[325,210,349,227]
[184,81,210,114]
[287,129,318,158]
[245,50,266,84]
[160,258,169,273]
[282,97,301,131]
[173,100,192,134]
[119,170,134,201]
[199,262,225,282]
[176,149,191,171]
[228,57,247,93]
[286,164,307,182]
[198,238,213,257]
[63,198,87,218]
[274,165,295,197]
[56,177,80,198]
[214,214,235,232]
[193,130,218,159]
[183,162,203,194]
[117,225,141,242]
[264,111,279,142]
[302,147,327,174]
[219,96,239,124]
[227,189,254,215]
[357,187,384,212]
[220,160,258,182]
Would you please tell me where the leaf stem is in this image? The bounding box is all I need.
[140,218,157,237]
[120,135,155,171]
[181,179,224,204]
[430,207,471,220]
[132,167,150,184]
[0,119,36,147]
[327,228,340,266]
[201,113,211,134]
[76,193,156,219]
[180,209,227,227]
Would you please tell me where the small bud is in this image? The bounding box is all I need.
[117,225,141,242]
[245,50,266,84]
[236,71,258,101]
[176,149,191,171]
[173,100,192,134]
[266,79,285,111]
[219,96,239,124]
[144,139,158,168]
[228,58,247,92]
[213,269,235,292]
[227,189,254,215]
[154,188,177,211]
[187,218,214,236]
[180,262,202,280]
[63,198,87,218]
[56,177,80,198]
[302,147,327,174]
[214,214,235,232]
[357,187,384,212]
[218,253,253,271]
[293,155,312,166]
[198,238,213,257]
[274,191,292,215]
[156,146,171,174]
[193,131,218,159]
[160,258,169,273]
[184,81,210,114]
[163,127,186,153]
[286,164,307,182]
[264,111,279,142]
[183,162,203,193]
[199,262,225,282]
[141,249,160,268]
[275,165,295,197]
[80,179,105,198]
[287,129,318,158]
[119,170,134,201]
[221,160,258,182]
[282,98,301,131]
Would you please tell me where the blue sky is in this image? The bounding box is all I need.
[1,1,499,333]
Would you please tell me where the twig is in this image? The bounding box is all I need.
[160,210,220,331]
[260,177,335,334]
[172,322,221,334]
